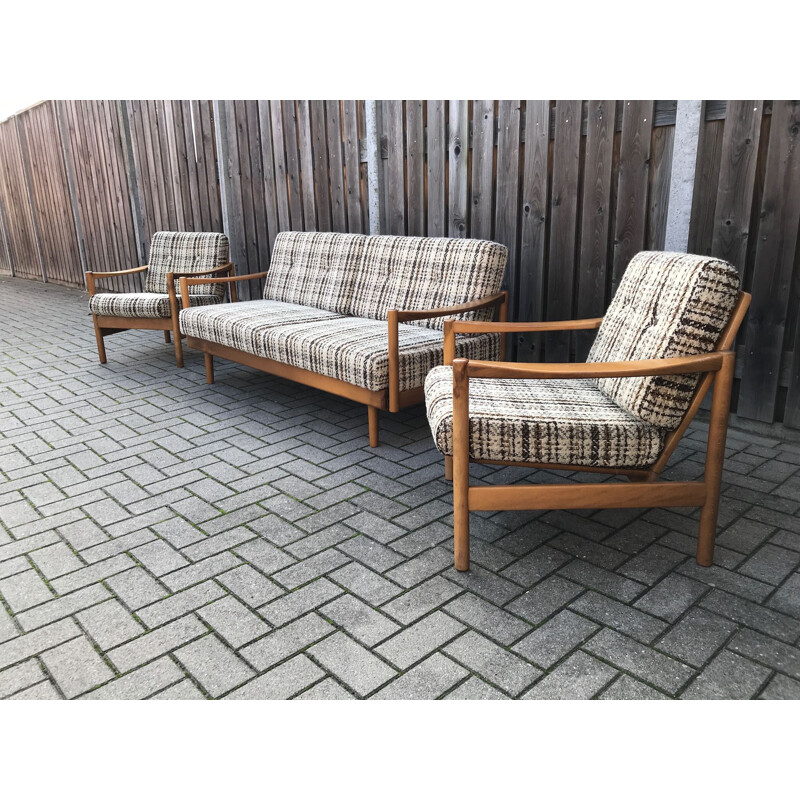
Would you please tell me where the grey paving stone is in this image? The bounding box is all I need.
[9,680,61,700]
[380,576,462,626]
[443,564,523,606]
[445,630,542,696]
[616,544,686,585]
[226,655,325,700]
[682,650,771,699]
[499,545,572,587]
[599,674,669,700]
[513,610,599,669]
[558,560,646,603]
[40,636,114,698]
[259,578,343,626]
[569,591,668,643]
[273,549,350,590]
[633,573,708,623]
[443,675,508,700]
[131,540,190,576]
[151,678,207,700]
[174,634,255,697]
[76,598,146,650]
[240,613,334,671]
[50,554,135,595]
[233,538,296,574]
[183,528,255,562]
[307,632,397,696]
[738,544,800,586]
[523,651,618,700]
[197,595,271,648]
[445,592,531,646]
[373,653,468,700]
[319,594,400,646]
[0,658,46,698]
[584,628,695,695]
[16,583,111,632]
[82,657,184,700]
[656,607,738,668]
[328,562,403,605]
[337,535,405,572]
[0,569,55,613]
[106,567,168,609]
[160,552,243,592]
[296,677,356,700]
[676,561,773,603]
[727,628,800,680]
[107,615,207,673]
[717,518,776,554]
[137,581,226,629]
[28,542,84,579]
[217,564,285,607]
[384,547,451,588]
[767,573,800,619]
[700,588,800,643]
[758,673,800,700]
[376,611,466,670]
[505,575,585,626]
[0,618,81,670]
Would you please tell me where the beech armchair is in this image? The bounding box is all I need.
[86,231,234,367]
[424,251,751,571]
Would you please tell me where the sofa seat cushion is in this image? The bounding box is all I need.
[90,292,221,319]
[180,300,500,392]
[424,366,665,468]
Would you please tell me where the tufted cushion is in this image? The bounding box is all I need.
[262,231,366,314]
[349,236,507,329]
[180,300,500,392]
[588,251,740,429]
[144,231,229,300]
[90,292,221,319]
[424,365,665,468]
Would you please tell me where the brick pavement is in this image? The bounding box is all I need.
[1,276,799,699]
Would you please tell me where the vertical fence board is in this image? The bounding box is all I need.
[256,101,281,252]
[342,101,364,234]
[471,100,495,241]
[426,100,447,237]
[296,101,317,231]
[383,100,406,235]
[325,100,347,233]
[647,123,674,250]
[494,101,522,311]
[405,100,425,237]
[448,100,469,238]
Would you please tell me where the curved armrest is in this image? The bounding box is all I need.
[85,265,148,297]
[179,270,268,308]
[395,292,508,323]
[457,352,728,381]
[166,262,234,284]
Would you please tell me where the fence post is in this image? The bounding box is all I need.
[664,100,702,252]
[364,100,382,235]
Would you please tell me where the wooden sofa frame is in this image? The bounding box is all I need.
[179,271,508,446]
[443,291,751,571]
[86,262,236,367]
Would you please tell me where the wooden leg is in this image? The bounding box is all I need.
[173,333,184,367]
[205,352,214,384]
[452,359,470,571]
[164,330,171,343]
[444,455,453,481]
[92,316,107,364]
[697,353,735,566]
[368,406,379,447]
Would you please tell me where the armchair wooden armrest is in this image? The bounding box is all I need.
[394,291,508,323]
[166,263,236,305]
[85,265,148,297]
[179,270,268,308]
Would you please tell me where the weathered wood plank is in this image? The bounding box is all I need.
[647,123,674,249]
[269,100,292,233]
[448,100,469,238]
[711,100,763,272]
[342,100,363,233]
[310,100,332,232]
[383,100,406,235]
[612,100,654,289]
[296,101,317,231]
[426,101,446,237]
[325,100,347,233]
[282,101,305,230]
[405,100,425,236]
[471,100,495,241]
[738,101,800,423]
[256,101,281,251]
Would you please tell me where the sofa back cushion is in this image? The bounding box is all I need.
[349,236,507,330]
[145,231,229,299]
[587,251,740,430]
[262,231,366,314]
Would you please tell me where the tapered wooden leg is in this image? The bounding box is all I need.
[452,359,470,571]
[205,353,214,384]
[173,334,184,367]
[444,455,453,481]
[92,316,107,364]
[697,353,735,566]
[368,406,379,447]
[164,330,171,343]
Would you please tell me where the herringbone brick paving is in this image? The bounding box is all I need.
[1,276,799,700]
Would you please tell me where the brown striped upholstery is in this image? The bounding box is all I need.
[588,251,740,429]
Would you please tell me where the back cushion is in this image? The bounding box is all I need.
[588,251,740,430]
[349,236,507,330]
[145,231,229,298]
[263,231,366,314]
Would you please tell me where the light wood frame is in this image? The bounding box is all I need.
[444,292,751,571]
[86,262,236,367]
[179,272,508,446]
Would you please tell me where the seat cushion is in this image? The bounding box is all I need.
[90,292,221,319]
[424,366,665,468]
[588,251,740,429]
[144,231,229,300]
[262,231,366,314]
[179,300,499,392]
[349,236,507,329]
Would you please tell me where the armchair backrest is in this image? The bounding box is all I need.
[588,251,740,430]
[145,231,229,298]
[349,236,508,330]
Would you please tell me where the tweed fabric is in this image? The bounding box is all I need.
[144,231,229,300]
[179,300,500,392]
[424,366,665,468]
[262,231,366,314]
[588,251,740,429]
[90,292,221,319]
[349,236,507,329]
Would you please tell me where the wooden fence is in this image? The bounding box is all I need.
[0,100,799,429]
